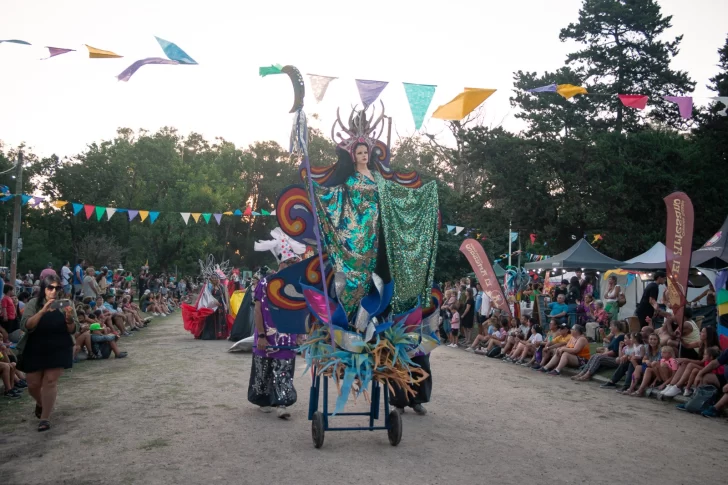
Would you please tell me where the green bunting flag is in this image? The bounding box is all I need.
[259,64,283,77]
[403,82,437,130]
[202,213,212,224]
[95,206,106,221]
[261,209,270,216]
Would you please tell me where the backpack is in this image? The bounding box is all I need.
[684,385,719,414]
[486,346,502,358]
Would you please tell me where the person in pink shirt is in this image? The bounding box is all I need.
[448,303,461,348]
[39,263,58,281]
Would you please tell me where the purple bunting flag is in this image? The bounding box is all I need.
[43,47,75,59]
[117,57,180,82]
[527,84,557,93]
[213,213,222,225]
[355,79,388,108]
[128,209,139,222]
[663,96,693,119]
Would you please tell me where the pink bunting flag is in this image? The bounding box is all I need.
[213,213,222,225]
[128,209,139,222]
[83,204,95,220]
[43,47,75,59]
[117,57,180,82]
[618,94,648,110]
[663,96,692,119]
[243,206,252,217]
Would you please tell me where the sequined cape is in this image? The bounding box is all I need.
[312,171,439,315]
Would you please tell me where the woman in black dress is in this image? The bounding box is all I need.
[461,288,476,345]
[18,274,78,431]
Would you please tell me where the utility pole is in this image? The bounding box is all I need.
[507,220,512,267]
[9,151,23,284]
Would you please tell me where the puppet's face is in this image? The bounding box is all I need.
[354,144,369,166]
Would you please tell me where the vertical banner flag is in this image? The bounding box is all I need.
[663,96,693,119]
[106,207,117,220]
[308,74,336,103]
[149,211,160,224]
[72,203,83,215]
[213,213,222,225]
[510,232,518,242]
[181,212,191,225]
[618,94,649,110]
[128,209,139,221]
[663,191,694,324]
[402,82,437,130]
[460,239,512,317]
[355,79,388,108]
[530,233,537,244]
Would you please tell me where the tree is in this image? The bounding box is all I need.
[559,0,695,132]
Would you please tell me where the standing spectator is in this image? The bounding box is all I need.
[636,271,666,327]
[82,267,101,300]
[73,259,85,298]
[460,288,475,345]
[17,274,78,431]
[39,263,57,281]
[603,274,622,322]
[60,261,72,296]
[1,285,19,342]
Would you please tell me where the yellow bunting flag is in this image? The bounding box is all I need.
[223,211,233,215]
[556,84,587,99]
[432,88,496,121]
[139,210,149,222]
[85,44,122,59]
[191,213,201,223]
[52,200,68,208]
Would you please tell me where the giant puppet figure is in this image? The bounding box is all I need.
[262,66,442,414]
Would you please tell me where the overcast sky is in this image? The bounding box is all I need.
[1,0,726,158]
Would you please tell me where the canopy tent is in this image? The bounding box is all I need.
[524,239,622,271]
[692,215,728,270]
[620,242,667,271]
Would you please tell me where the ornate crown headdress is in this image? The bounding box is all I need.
[331,101,387,163]
[199,254,231,280]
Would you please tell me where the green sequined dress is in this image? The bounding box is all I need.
[312,171,439,316]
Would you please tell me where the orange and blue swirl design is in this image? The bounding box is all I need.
[276,184,317,245]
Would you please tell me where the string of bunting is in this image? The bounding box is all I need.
[493,250,551,265]
[0,192,276,225]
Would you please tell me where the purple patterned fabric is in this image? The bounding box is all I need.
[253,278,296,360]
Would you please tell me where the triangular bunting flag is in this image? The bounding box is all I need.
[52,200,68,209]
[106,207,117,220]
[30,196,44,206]
[709,96,728,116]
[155,36,197,65]
[85,44,122,59]
[527,84,558,93]
[308,74,337,103]
[191,213,201,223]
[181,212,191,225]
[261,209,270,216]
[618,94,648,110]
[223,211,233,216]
[355,79,388,108]
[663,96,693,119]
[0,39,31,46]
[139,210,150,222]
[213,213,222,225]
[95,206,106,221]
[43,47,75,59]
[243,206,252,217]
[202,213,212,223]
[455,226,465,235]
[556,84,588,99]
[251,211,260,216]
[149,211,160,224]
[270,209,276,216]
[72,203,83,215]
[233,209,242,216]
[84,204,95,220]
[0,195,13,202]
[403,82,436,130]
[21,195,32,205]
[128,210,139,221]
[432,88,496,120]
[259,64,283,77]
[446,225,455,233]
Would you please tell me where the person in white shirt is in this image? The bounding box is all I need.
[61,261,73,295]
[507,323,544,364]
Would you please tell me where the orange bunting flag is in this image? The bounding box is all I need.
[191,213,201,223]
[556,84,587,99]
[618,94,648,110]
[139,210,149,222]
[85,44,122,59]
[432,88,496,120]
[52,200,68,209]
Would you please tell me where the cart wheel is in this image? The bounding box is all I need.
[312,411,325,449]
[387,410,402,446]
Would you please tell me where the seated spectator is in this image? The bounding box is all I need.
[500,318,526,360]
[508,324,543,365]
[532,321,570,370]
[547,294,569,325]
[483,318,510,357]
[89,323,127,359]
[584,300,610,341]
[694,346,728,417]
[680,347,721,398]
[465,318,494,353]
[572,320,626,381]
[540,324,590,376]
[659,325,719,398]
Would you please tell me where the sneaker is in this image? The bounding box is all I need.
[701,406,720,418]
[277,406,291,419]
[412,404,427,416]
[675,403,687,412]
[683,388,694,397]
[661,385,682,398]
[4,389,21,399]
[116,352,128,359]
[600,382,616,389]
[464,347,474,353]
[15,379,28,389]
[259,406,273,413]
[547,370,561,376]
[152,313,159,316]
[521,362,531,367]
[395,407,405,415]
[531,366,542,371]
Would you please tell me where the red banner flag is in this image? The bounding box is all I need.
[664,192,694,324]
[460,238,511,317]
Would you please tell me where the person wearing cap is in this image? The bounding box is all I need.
[532,320,570,370]
[248,228,305,419]
[89,323,127,360]
[39,263,57,281]
[635,270,666,328]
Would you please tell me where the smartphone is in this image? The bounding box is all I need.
[51,299,72,310]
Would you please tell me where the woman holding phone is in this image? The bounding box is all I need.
[16,274,78,432]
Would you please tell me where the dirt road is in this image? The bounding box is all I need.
[1,313,726,485]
